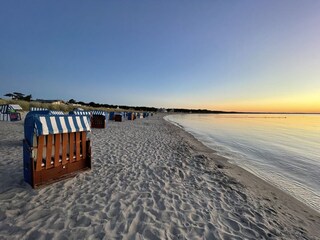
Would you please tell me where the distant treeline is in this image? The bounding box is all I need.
[72,100,229,113]
[73,100,158,112]
[71,98,242,113]
[168,108,236,114]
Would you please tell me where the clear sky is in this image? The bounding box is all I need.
[1,0,319,112]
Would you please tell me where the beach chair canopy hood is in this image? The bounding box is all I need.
[24,112,91,143]
[91,110,106,116]
[0,104,22,113]
[69,111,91,116]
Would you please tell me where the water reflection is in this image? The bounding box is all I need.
[165,114,320,213]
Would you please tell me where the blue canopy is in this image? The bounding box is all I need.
[91,110,106,116]
[70,110,107,116]
[29,108,64,115]
[69,110,91,116]
[30,107,48,112]
[24,112,91,145]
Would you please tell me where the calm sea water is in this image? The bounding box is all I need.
[165,114,320,213]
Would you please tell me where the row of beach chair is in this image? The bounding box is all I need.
[23,108,153,188]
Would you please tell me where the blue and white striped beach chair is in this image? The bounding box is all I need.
[23,111,92,188]
[0,104,22,121]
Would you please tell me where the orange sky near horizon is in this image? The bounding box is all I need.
[206,94,320,113]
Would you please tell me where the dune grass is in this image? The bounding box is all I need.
[0,99,119,113]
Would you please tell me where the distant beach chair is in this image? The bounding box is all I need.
[122,112,127,120]
[109,112,115,121]
[127,112,135,120]
[69,110,107,129]
[143,112,150,118]
[23,110,92,188]
[133,112,138,119]
[136,112,144,119]
[91,110,107,128]
[114,112,123,122]
[0,104,22,121]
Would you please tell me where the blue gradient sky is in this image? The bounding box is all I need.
[1,1,319,112]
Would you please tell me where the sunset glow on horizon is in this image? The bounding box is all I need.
[205,92,320,113]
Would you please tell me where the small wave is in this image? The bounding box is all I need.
[164,116,185,129]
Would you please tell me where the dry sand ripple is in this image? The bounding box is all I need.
[0,114,319,239]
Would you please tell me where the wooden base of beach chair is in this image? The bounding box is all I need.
[24,136,92,188]
[114,115,122,122]
[31,156,91,188]
[91,115,106,128]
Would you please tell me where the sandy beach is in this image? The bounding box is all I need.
[0,113,319,240]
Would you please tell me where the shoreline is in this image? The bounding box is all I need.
[164,113,320,238]
[0,113,319,239]
[164,114,320,214]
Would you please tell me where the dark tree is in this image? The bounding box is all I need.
[23,94,32,101]
[89,102,95,107]
[13,92,25,98]
[68,99,76,104]
[4,93,15,99]
[4,92,32,101]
